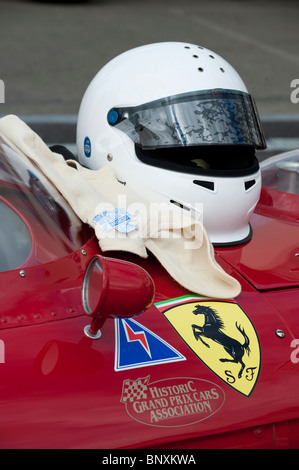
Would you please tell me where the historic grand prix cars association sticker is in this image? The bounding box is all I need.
[114,318,186,371]
[156,296,261,397]
[120,375,225,427]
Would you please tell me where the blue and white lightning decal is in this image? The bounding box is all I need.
[114,318,186,371]
[123,321,152,357]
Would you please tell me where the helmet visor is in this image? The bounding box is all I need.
[108,89,266,150]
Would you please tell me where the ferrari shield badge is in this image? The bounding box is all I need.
[156,296,261,397]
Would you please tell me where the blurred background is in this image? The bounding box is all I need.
[1,0,299,158]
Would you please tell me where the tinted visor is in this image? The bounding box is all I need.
[107,89,266,150]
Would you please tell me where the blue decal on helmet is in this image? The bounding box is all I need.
[84,136,91,157]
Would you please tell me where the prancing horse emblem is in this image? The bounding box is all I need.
[192,305,251,379]
[158,297,261,396]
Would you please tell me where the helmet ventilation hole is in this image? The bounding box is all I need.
[193,180,215,191]
[244,179,256,190]
[170,200,191,211]
[220,67,225,72]
[198,67,204,72]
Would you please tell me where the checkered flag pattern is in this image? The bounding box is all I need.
[120,376,150,403]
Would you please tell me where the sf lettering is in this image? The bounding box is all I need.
[225,366,257,384]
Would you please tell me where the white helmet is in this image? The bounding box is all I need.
[77,42,266,245]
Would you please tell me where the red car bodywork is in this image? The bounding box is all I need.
[0,140,298,449]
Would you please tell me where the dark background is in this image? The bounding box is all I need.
[1,0,299,157]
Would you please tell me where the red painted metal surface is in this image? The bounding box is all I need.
[217,188,299,291]
[0,143,299,449]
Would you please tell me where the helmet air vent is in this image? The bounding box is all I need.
[170,200,191,211]
[193,180,215,191]
[244,179,256,190]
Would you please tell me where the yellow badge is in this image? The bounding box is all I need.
[157,296,261,397]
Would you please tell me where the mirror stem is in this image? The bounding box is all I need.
[84,316,106,339]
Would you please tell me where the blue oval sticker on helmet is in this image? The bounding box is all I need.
[84,136,91,157]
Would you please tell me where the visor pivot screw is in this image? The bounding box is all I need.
[81,249,87,256]
[107,153,113,162]
[19,270,26,278]
[107,109,119,125]
[275,329,285,338]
